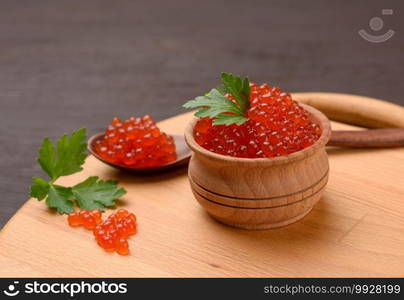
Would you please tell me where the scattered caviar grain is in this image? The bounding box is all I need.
[95,115,177,167]
[93,209,137,255]
[194,83,322,158]
[67,209,103,230]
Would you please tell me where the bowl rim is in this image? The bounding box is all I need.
[184,103,331,165]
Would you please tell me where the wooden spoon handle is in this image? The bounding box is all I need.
[293,92,404,128]
[328,128,404,147]
[293,92,404,147]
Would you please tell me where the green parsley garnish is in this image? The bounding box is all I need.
[30,128,126,214]
[183,72,251,126]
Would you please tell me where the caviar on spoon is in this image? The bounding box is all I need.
[89,115,191,173]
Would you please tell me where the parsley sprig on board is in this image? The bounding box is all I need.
[30,128,126,214]
[183,73,251,126]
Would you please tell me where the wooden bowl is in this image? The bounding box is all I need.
[184,104,331,230]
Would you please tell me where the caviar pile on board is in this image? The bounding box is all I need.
[68,209,137,255]
[93,209,137,256]
[184,73,322,158]
[68,209,103,230]
[94,115,177,167]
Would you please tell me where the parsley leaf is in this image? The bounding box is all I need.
[183,73,251,126]
[30,128,127,214]
[211,114,248,126]
[38,128,87,181]
[30,177,50,200]
[71,176,127,211]
[220,72,250,113]
[38,138,56,181]
[184,89,243,118]
[46,185,74,214]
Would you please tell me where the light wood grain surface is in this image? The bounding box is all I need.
[1,96,404,277]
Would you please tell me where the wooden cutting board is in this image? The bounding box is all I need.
[1,93,404,277]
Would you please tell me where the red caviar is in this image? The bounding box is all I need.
[67,209,103,230]
[95,115,177,167]
[93,209,137,255]
[194,83,322,158]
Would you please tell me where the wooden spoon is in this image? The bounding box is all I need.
[88,133,191,174]
[294,92,404,148]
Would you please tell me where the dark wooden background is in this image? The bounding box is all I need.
[1,0,403,228]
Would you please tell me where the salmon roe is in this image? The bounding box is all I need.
[93,209,137,256]
[194,83,322,158]
[68,209,103,230]
[95,115,177,167]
